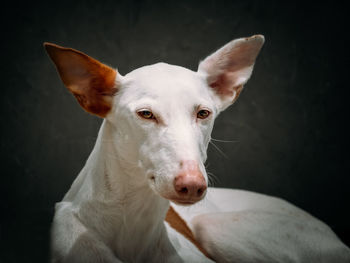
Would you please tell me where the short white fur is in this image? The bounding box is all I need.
[47,35,350,263]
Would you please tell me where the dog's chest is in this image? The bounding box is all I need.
[83,197,169,261]
[111,226,166,262]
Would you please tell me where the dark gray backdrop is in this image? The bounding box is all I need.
[1,0,349,262]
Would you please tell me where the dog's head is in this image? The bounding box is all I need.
[45,35,264,205]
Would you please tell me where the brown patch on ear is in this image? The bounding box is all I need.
[44,42,117,118]
[231,85,243,103]
[210,74,235,98]
[210,75,243,103]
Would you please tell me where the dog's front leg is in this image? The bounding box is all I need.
[51,202,123,263]
[61,233,122,263]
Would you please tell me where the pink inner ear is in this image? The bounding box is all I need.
[209,73,235,97]
[199,35,264,102]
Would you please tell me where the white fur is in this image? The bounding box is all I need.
[50,36,350,262]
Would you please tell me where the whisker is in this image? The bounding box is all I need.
[209,140,228,159]
[207,171,220,187]
[205,162,211,169]
[211,138,239,143]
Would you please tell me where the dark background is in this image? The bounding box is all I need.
[1,0,349,262]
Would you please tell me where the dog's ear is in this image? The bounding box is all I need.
[44,43,118,118]
[198,35,264,110]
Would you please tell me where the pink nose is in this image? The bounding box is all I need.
[173,161,207,203]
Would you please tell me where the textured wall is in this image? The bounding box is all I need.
[1,0,349,262]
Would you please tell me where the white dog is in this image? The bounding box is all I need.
[45,35,350,262]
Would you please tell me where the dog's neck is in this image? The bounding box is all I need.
[66,121,164,199]
[64,120,171,259]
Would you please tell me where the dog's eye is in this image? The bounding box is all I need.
[197,109,211,119]
[137,110,155,120]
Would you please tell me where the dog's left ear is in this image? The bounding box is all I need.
[198,35,264,110]
[44,43,118,118]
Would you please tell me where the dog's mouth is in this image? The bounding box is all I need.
[168,193,207,206]
[158,186,207,206]
[153,189,204,206]
[170,199,197,206]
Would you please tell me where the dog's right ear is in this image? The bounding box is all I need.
[44,43,118,118]
[198,35,264,111]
